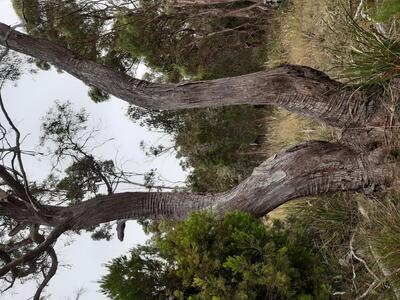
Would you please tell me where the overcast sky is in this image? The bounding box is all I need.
[0,0,186,299]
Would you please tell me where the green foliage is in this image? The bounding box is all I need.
[90,223,113,241]
[101,212,332,300]
[116,1,267,81]
[131,105,271,193]
[88,86,110,103]
[0,47,23,85]
[339,16,400,85]
[40,101,88,149]
[294,194,361,252]
[293,194,366,295]
[12,0,136,101]
[56,157,115,202]
[319,2,400,87]
[128,106,184,135]
[292,193,399,298]
[101,245,170,300]
[176,106,270,192]
[13,0,101,59]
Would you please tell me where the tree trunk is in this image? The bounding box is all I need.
[168,0,261,7]
[0,23,379,128]
[0,141,392,229]
[185,4,269,19]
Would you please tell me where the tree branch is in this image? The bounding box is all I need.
[0,165,28,201]
[0,22,378,127]
[0,92,43,212]
[0,224,66,278]
[53,141,392,229]
[33,246,58,300]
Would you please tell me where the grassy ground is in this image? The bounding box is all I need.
[264,0,340,219]
[263,1,400,297]
[266,0,337,70]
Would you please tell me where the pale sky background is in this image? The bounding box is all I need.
[0,0,187,299]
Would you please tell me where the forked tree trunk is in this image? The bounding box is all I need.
[0,21,394,229]
[0,141,393,229]
[0,23,379,128]
[0,13,397,300]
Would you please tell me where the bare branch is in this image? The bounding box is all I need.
[0,92,43,212]
[33,246,58,300]
[0,224,66,278]
[0,165,27,200]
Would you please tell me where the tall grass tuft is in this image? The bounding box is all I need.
[366,195,400,294]
[331,3,400,86]
[292,193,361,256]
[291,193,397,298]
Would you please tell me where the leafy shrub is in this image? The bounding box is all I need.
[100,212,332,300]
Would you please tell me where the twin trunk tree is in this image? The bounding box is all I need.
[0,19,398,298]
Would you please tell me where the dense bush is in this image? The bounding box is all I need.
[100,212,332,300]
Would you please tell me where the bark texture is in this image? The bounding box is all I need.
[169,0,261,6]
[0,23,378,128]
[0,142,392,229]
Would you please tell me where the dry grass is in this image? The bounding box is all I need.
[263,0,339,219]
[263,109,333,156]
[263,0,342,171]
[267,0,332,69]
[266,0,342,70]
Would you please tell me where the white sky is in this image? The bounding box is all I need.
[0,0,186,299]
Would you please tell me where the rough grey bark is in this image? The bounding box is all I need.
[0,23,378,128]
[168,0,261,6]
[0,141,393,229]
[0,18,394,250]
[174,4,269,19]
